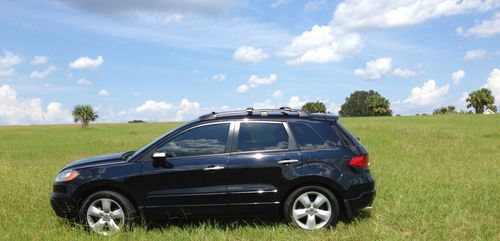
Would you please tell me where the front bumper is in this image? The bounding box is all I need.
[50,192,78,219]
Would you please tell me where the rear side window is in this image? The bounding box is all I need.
[289,122,342,150]
[237,122,288,152]
[158,123,230,157]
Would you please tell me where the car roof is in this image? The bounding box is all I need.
[198,107,338,122]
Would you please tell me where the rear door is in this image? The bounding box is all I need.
[225,121,301,217]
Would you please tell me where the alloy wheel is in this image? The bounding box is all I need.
[292,191,332,230]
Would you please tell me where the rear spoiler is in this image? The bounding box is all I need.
[309,113,339,122]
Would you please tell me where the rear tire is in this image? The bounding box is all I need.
[283,186,339,230]
[80,190,137,235]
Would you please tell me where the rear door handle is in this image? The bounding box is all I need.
[203,165,225,171]
[277,159,299,165]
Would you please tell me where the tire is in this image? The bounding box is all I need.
[79,190,138,235]
[283,186,339,230]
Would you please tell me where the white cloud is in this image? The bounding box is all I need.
[0,69,16,78]
[271,0,290,8]
[211,73,226,82]
[458,12,500,38]
[281,0,496,65]
[0,49,22,77]
[69,56,104,69]
[331,0,496,31]
[404,80,450,106]
[236,85,250,94]
[354,57,417,79]
[0,84,71,125]
[304,0,326,12]
[29,66,57,79]
[77,77,92,85]
[135,100,173,113]
[272,90,283,99]
[233,45,270,63]
[458,91,470,110]
[164,13,183,25]
[452,69,465,84]
[485,68,500,106]
[279,25,363,65]
[0,49,22,69]
[125,98,201,122]
[250,92,338,113]
[30,56,48,65]
[175,98,200,121]
[236,74,278,93]
[98,89,109,97]
[464,49,488,61]
[354,58,393,79]
[132,92,141,96]
[393,68,417,77]
[251,93,308,109]
[288,96,308,108]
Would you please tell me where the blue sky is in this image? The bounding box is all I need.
[0,0,499,125]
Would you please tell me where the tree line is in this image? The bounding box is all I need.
[301,87,497,117]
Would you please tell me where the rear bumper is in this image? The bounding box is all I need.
[346,189,376,210]
[50,192,78,219]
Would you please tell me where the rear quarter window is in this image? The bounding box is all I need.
[289,122,342,150]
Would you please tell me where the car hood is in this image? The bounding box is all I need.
[61,152,126,171]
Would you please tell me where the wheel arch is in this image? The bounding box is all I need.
[73,181,143,219]
[280,176,349,220]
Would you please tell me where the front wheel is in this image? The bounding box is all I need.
[284,186,339,230]
[80,190,137,235]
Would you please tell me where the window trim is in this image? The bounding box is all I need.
[154,121,234,159]
[230,120,296,154]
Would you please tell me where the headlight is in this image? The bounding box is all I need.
[54,170,79,182]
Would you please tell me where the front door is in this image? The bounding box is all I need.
[140,122,233,220]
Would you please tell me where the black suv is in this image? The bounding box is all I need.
[51,108,375,235]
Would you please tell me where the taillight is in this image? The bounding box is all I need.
[348,155,369,168]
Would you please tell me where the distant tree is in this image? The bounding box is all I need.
[466,88,496,114]
[433,106,457,115]
[367,94,392,116]
[72,105,98,128]
[339,90,392,117]
[459,110,474,114]
[301,101,327,113]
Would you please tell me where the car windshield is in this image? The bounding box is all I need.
[126,120,196,161]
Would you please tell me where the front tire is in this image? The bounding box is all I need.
[80,190,137,235]
[284,186,339,230]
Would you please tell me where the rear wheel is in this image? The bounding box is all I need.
[80,191,137,235]
[284,186,339,230]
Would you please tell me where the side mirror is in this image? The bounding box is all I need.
[152,152,173,168]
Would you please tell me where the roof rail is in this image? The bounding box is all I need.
[197,107,337,120]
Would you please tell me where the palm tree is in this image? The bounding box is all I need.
[72,105,98,128]
[466,88,495,114]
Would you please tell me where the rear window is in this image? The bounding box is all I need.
[237,122,289,152]
[289,122,342,150]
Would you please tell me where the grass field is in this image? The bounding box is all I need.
[0,115,499,241]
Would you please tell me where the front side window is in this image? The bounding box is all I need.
[237,122,289,152]
[157,123,230,157]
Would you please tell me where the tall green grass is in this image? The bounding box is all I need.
[0,115,498,240]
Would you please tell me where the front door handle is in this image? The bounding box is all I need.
[277,159,299,165]
[203,165,225,171]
